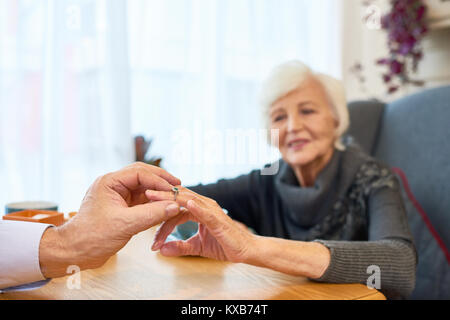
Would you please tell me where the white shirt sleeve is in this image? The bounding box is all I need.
[0,220,53,291]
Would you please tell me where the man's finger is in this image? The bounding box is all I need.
[145,189,196,208]
[123,162,181,186]
[126,200,180,235]
[122,168,175,191]
[110,169,177,203]
[108,163,181,200]
[149,166,181,187]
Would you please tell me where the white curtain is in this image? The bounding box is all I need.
[0,0,133,213]
[128,0,343,186]
[0,0,342,213]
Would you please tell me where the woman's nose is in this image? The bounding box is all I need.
[287,114,304,132]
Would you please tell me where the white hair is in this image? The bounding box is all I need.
[259,60,349,150]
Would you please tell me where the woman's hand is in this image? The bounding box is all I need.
[147,187,330,279]
[146,187,257,263]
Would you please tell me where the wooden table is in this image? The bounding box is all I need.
[1,227,385,300]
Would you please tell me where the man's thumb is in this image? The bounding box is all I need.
[127,200,180,234]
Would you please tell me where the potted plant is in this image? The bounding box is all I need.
[354,0,429,95]
[376,0,429,94]
[134,135,162,167]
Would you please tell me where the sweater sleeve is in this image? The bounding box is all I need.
[189,169,263,231]
[313,180,417,300]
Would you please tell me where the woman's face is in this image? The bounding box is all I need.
[269,77,338,168]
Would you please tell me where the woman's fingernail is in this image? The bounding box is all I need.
[151,241,161,251]
[165,204,179,215]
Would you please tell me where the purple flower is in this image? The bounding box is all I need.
[390,60,404,75]
[374,0,428,94]
[416,5,426,20]
[399,36,416,55]
[388,86,399,94]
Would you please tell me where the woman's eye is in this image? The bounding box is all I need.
[273,115,286,122]
[301,109,315,115]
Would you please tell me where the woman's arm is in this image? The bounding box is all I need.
[147,179,417,299]
[149,190,330,279]
[312,183,417,299]
[247,236,331,279]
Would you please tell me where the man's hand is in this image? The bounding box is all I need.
[39,162,182,279]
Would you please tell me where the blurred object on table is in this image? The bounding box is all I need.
[3,210,64,226]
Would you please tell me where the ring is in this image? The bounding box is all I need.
[172,187,180,201]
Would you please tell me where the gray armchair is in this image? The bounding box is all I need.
[346,85,450,299]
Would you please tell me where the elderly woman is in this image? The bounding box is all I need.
[146,61,417,299]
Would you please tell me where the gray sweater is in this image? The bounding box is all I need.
[190,144,417,299]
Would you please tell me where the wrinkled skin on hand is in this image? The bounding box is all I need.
[147,187,257,263]
[39,162,182,278]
